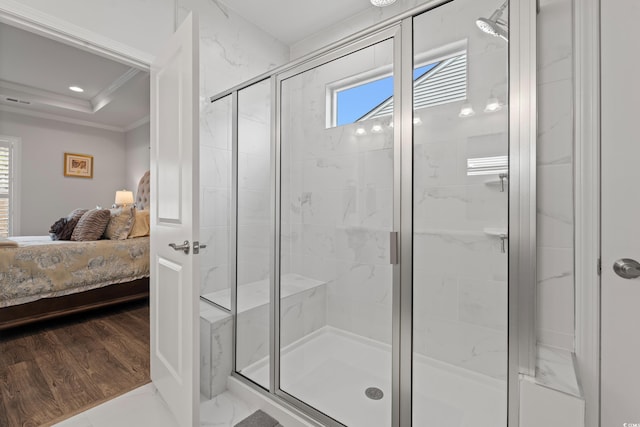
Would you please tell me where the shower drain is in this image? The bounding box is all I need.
[365,387,384,400]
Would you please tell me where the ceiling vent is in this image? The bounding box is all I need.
[5,97,31,105]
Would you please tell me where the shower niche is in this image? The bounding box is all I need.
[200,0,535,425]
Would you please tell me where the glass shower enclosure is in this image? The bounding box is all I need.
[202,0,536,425]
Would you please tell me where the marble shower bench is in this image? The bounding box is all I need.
[200,274,327,399]
[519,345,585,427]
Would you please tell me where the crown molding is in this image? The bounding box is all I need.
[123,115,150,132]
[0,104,125,132]
[0,0,152,70]
[91,67,141,113]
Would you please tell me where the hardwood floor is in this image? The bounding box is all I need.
[0,300,150,427]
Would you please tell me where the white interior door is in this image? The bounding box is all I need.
[601,1,640,425]
[150,12,200,427]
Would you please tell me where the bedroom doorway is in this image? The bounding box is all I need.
[0,9,162,427]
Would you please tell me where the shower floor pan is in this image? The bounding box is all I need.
[241,326,506,427]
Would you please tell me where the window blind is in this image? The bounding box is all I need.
[358,52,468,121]
[0,140,11,238]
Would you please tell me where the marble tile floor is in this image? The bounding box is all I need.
[241,326,507,427]
[52,384,257,427]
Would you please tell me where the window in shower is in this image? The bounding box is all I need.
[327,50,467,128]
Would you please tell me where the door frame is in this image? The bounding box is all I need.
[0,0,204,417]
[0,0,153,70]
[574,0,600,426]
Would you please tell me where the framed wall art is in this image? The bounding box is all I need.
[64,153,93,178]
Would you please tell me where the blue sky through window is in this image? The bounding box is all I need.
[335,63,438,126]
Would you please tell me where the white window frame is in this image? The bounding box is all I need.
[0,135,21,237]
[325,38,468,129]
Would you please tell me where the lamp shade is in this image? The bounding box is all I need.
[115,190,134,206]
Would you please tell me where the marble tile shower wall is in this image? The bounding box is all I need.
[177,0,289,298]
[280,42,396,346]
[289,0,577,356]
[237,86,272,288]
[201,99,233,296]
[412,110,509,379]
[281,0,512,379]
[410,0,509,380]
[536,0,575,352]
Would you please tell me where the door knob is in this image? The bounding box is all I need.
[613,258,640,279]
[169,240,190,255]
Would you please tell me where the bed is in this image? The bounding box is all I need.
[0,171,151,330]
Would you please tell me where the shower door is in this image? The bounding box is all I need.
[223,0,534,425]
[276,29,399,426]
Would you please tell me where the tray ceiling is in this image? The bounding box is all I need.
[0,22,149,132]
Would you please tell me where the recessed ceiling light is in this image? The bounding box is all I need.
[370,0,397,6]
[69,86,84,93]
[458,102,476,118]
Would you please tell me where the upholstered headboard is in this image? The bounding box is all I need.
[136,170,150,210]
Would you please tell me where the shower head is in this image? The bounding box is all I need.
[476,1,509,41]
[476,17,508,40]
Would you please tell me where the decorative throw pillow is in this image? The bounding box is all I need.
[68,208,88,222]
[49,208,87,240]
[128,210,150,238]
[103,206,136,240]
[71,209,111,241]
[49,217,67,240]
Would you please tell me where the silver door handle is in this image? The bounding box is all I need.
[390,231,398,264]
[169,240,190,255]
[613,258,640,279]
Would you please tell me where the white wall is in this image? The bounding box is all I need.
[0,111,126,235]
[5,0,175,58]
[125,122,150,194]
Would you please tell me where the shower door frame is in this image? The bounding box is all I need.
[209,0,537,425]
[273,25,403,427]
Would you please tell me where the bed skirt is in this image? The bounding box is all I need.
[0,277,149,330]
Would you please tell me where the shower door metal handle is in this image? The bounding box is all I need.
[613,258,640,279]
[390,232,399,264]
